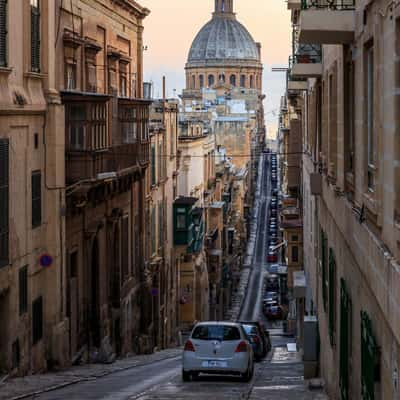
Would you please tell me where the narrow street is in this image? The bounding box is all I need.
[8,154,327,400]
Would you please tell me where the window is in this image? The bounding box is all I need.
[365,43,375,190]
[32,296,43,344]
[192,325,241,341]
[121,216,129,280]
[120,106,137,144]
[199,74,204,89]
[158,141,162,181]
[328,66,338,178]
[19,266,28,315]
[191,75,195,89]
[230,74,236,86]
[320,229,328,312]
[208,74,214,87]
[240,74,246,87]
[328,248,337,346]
[344,49,355,177]
[0,0,7,67]
[0,138,9,268]
[292,245,299,262]
[176,208,186,229]
[218,74,225,83]
[158,201,163,247]
[292,235,298,242]
[65,62,76,90]
[151,144,156,185]
[250,75,254,88]
[119,62,128,97]
[68,105,86,150]
[31,171,41,228]
[30,0,40,72]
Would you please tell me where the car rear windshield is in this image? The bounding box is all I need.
[192,325,241,341]
[242,325,258,335]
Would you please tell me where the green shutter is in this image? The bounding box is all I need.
[151,207,156,255]
[361,311,377,400]
[0,138,9,267]
[340,278,351,400]
[32,296,43,344]
[328,248,336,346]
[31,1,40,72]
[0,0,7,67]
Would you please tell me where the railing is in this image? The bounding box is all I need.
[301,0,355,10]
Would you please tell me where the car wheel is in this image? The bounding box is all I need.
[182,370,191,382]
[241,363,253,382]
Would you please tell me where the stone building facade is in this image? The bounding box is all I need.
[0,0,66,374]
[147,98,179,349]
[283,0,400,397]
[59,0,151,358]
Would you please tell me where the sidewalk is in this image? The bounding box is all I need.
[0,348,181,400]
[248,341,328,400]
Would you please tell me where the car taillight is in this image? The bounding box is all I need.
[253,336,260,343]
[235,341,248,353]
[184,340,195,352]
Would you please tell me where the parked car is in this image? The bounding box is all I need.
[268,238,278,247]
[269,224,277,234]
[267,250,278,263]
[266,275,279,291]
[265,305,283,320]
[268,263,280,274]
[182,322,254,382]
[241,324,264,361]
[264,291,279,302]
[238,321,271,357]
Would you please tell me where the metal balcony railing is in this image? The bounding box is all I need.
[301,0,355,10]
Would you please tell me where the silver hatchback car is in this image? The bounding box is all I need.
[182,321,254,382]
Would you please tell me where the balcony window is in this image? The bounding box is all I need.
[31,0,40,72]
[119,105,137,144]
[65,62,77,90]
[119,62,128,97]
[0,0,8,67]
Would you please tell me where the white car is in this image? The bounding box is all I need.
[182,321,254,382]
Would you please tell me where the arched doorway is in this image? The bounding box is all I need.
[90,237,101,348]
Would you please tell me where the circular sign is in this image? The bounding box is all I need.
[39,254,53,267]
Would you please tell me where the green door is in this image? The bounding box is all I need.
[340,278,351,400]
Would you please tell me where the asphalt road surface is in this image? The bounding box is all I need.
[35,155,272,400]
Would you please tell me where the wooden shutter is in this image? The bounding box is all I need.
[31,171,42,228]
[32,296,43,344]
[31,0,40,72]
[340,278,351,400]
[0,138,9,267]
[151,144,156,185]
[321,230,328,311]
[0,0,7,67]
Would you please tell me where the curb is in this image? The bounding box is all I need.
[7,352,181,400]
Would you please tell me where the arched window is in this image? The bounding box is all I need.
[218,74,225,83]
[230,74,236,86]
[192,75,196,89]
[208,74,215,87]
[240,74,246,88]
[199,74,204,89]
[250,75,254,88]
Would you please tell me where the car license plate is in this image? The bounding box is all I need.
[202,360,227,368]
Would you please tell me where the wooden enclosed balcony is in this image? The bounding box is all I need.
[62,91,150,184]
[299,0,355,44]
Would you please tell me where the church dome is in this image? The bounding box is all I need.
[187,0,260,66]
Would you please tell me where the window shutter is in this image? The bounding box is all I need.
[361,311,377,400]
[121,216,129,280]
[31,1,40,72]
[340,278,351,400]
[321,230,328,312]
[0,138,9,268]
[0,0,7,67]
[19,266,28,315]
[31,171,42,228]
[151,145,156,185]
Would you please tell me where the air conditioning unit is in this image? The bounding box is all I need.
[303,316,318,362]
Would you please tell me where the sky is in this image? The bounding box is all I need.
[140,0,291,135]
